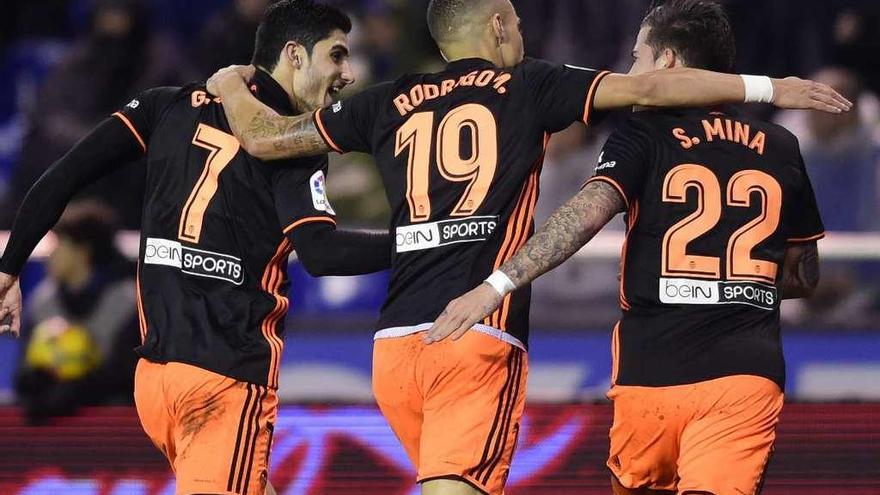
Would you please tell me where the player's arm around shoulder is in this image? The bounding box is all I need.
[591,68,852,113]
[425,179,626,343]
[779,241,820,299]
[207,65,330,161]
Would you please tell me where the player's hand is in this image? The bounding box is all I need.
[207,64,256,96]
[424,283,504,344]
[0,273,22,338]
[772,77,853,113]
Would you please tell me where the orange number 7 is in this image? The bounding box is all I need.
[179,123,240,243]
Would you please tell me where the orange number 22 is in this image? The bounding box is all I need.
[661,164,782,282]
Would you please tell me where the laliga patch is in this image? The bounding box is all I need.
[310,170,336,215]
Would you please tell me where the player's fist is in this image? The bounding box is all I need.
[207,65,256,97]
[772,77,853,114]
[0,273,22,338]
[424,283,504,344]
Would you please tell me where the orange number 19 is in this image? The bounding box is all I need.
[395,103,498,223]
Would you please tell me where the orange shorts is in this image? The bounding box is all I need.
[607,374,783,495]
[134,359,278,495]
[372,331,528,495]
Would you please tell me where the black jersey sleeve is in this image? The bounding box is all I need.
[0,116,146,275]
[272,159,392,275]
[312,82,394,154]
[113,86,180,152]
[583,116,654,208]
[272,157,337,232]
[786,152,825,242]
[521,58,612,132]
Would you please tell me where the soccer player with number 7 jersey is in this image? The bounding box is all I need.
[207,0,851,494]
[0,2,392,494]
[427,1,847,494]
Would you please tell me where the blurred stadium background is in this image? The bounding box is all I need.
[0,0,879,493]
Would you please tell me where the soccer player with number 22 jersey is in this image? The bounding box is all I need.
[428,2,851,495]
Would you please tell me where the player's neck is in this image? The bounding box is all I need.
[264,64,301,111]
[441,43,503,67]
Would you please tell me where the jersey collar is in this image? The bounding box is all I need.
[250,69,298,116]
[445,57,497,71]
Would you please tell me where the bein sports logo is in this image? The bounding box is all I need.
[659,277,776,310]
[14,407,590,495]
[395,216,498,253]
[143,237,244,285]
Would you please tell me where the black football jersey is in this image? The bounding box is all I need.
[587,108,824,389]
[314,57,610,348]
[115,70,337,388]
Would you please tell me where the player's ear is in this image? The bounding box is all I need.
[283,41,306,70]
[490,13,506,45]
[657,47,677,70]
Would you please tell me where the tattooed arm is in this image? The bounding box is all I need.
[500,180,626,288]
[207,65,330,160]
[424,180,626,343]
[779,242,820,299]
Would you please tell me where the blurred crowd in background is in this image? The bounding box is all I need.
[0,0,879,418]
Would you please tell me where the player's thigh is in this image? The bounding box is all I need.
[421,477,486,495]
[373,335,424,467]
[677,375,783,495]
[418,330,528,495]
[134,358,176,462]
[606,384,689,492]
[167,363,279,495]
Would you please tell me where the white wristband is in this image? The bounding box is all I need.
[741,74,774,103]
[485,270,516,297]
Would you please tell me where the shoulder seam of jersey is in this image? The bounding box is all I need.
[112,112,146,153]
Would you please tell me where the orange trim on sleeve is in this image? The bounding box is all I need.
[787,232,825,243]
[582,70,612,125]
[112,112,146,153]
[313,108,344,154]
[282,216,336,234]
[584,176,629,210]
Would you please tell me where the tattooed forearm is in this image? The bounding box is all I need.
[779,242,820,299]
[241,111,328,159]
[218,80,330,160]
[500,180,626,288]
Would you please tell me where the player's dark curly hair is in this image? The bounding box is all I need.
[642,0,736,72]
[251,0,352,71]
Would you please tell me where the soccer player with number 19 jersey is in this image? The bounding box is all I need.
[207,1,850,493]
